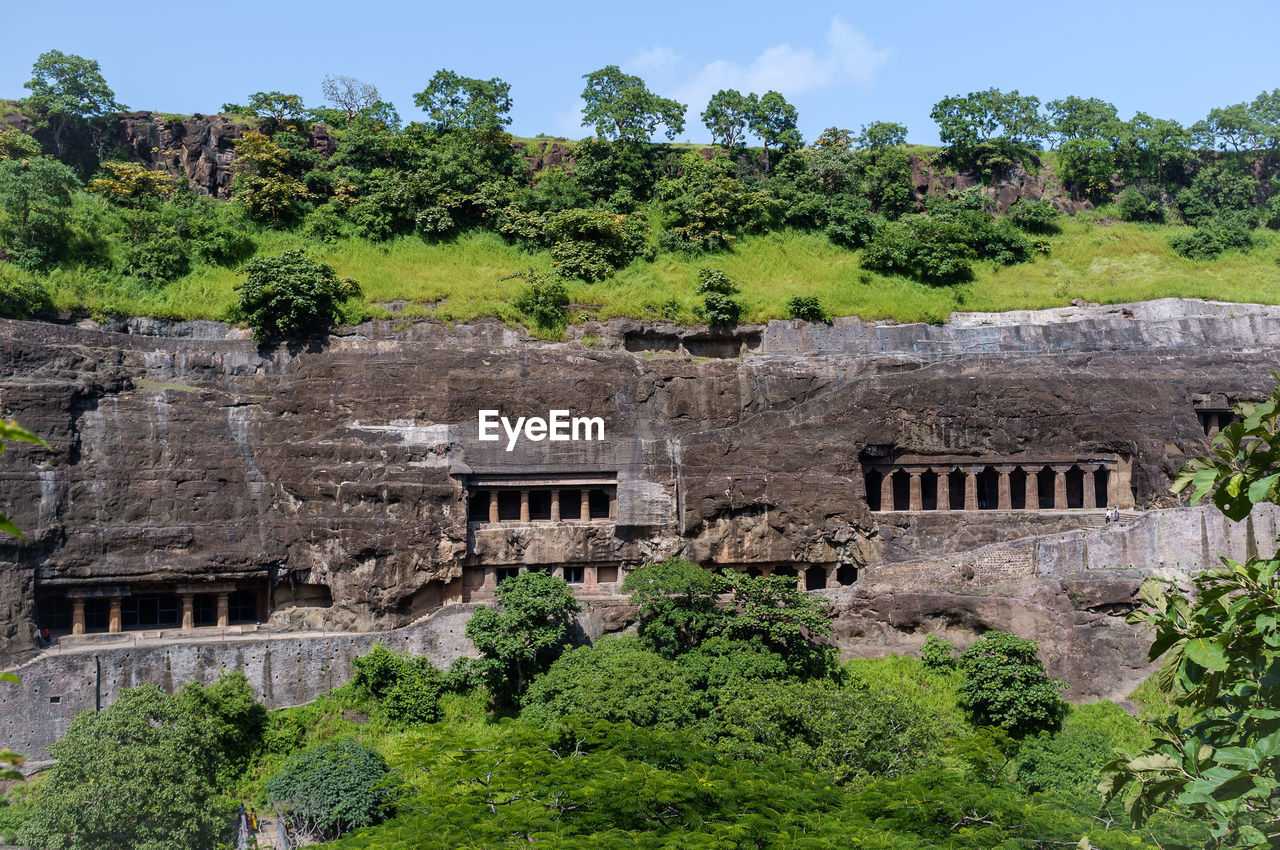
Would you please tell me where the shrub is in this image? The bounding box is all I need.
[521,636,702,731]
[546,207,649,281]
[352,643,446,724]
[919,635,957,672]
[825,196,875,248]
[1117,184,1166,223]
[1265,193,1280,230]
[861,216,975,284]
[1169,209,1257,261]
[265,738,391,840]
[957,631,1067,737]
[510,269,569,330]
[622,557,727,657]
[786,295,828,323]
[1057,137,1115,200]
[695,267,742,326]
[235,249,361,340]
[1006,199,1060,234]
[713,678,940,787]
[1014,701,1148,795]
[119,230,189,284]
[0,272,52,319]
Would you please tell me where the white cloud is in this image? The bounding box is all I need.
[621,16,892,138]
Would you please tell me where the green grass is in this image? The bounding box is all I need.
[20,215,1280,331]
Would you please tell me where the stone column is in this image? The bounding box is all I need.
[108,597,123,634]
[71,598,85,635]
[964,472,978,511]
[584,566,599,589]
[908,472,922,512]
[760,566,774,578]
[879,470,893,512]
[216,592,230,628]
[180,594,195,630]
[1024,470,1038,512]
[1053,466,1068,510]
[519,490,530,523]
[1083,467,1097,509]
[550,490,560,522]
[609,489,617,520]
[997,466,1012,511]
[483,566,498,590]
[936,470,951,512]
[488,491,498,523]
[580,492,591,521]
[1208,414,1221,439]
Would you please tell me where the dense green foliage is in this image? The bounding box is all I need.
[265,738,391,840]
[235,249,360,339]
[4,54,1279,331]
[957,630,1069,737]
[1103,380,1280,847]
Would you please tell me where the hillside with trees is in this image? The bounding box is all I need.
[2,51,1279,338]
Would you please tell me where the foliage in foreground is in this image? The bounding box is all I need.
[265,737,391,841]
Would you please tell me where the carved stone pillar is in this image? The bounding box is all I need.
[488,491,498,523]
[997,467,1012,511]
[760,566,773,578]
[216,592,230,628]
[108,597,123,634]
[550,490,560,522]
[1053,466,1068,510]
[908,472,923,512]
[1024,470,1039,511]
[964,472,978,511]
[936,470,950,511]
[584,566,599,589]
[1208,414,1221,439]
[180,594,195,630]
[519,490,530,523]
[879,470,893,511]
[580,492,591,521]
[609,489,617,520]
[1083,467,1097,509]
[71,598,85,635]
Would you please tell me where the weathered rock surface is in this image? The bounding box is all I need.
[1,298,1278,715]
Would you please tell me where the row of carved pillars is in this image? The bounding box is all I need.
[871,464,1114,512]
[482,488,616,522]
[67,591,236,635]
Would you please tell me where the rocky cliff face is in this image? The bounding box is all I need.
[1,300,1277,698]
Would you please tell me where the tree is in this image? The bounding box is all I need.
[695,267,742,326]
[1057,136,1116,200]
[352,643,446,723]
[1117,113,1192,186]
[266,738,391,841]
[1101,381,1280,847]
[321,74,381,127]
[701,89,755,150]
[1045,96,1120,148]
[0,127,41,162]
[720,572,836,679]
[86,161,176,206]
[856,121,907,150]
[222,90,308,126]
[580,66,685,144]
[0,155,80,270]
[1194,102,1264,153]
[813,126,855,150]
[465,570,581,705]
[235,249,361,340]
[415,69,512,136]
[749,90,802,174]
[230,130,312,223]
[22,50,123,158]
[930,88,1046,161]
[623,557,727,657]
[18,685,224,850]
[956,631,1067,737]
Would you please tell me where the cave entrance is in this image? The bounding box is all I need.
[864,468,884,512]
[1009,468,1027,510]
[947,469,966,510]
[1065,466,1085,509]
[835,565,858,586]
[976,466,999,510]
[1037,466,1055,509]
[920,471,938,511]
[805,567,828,590]
[891,470,910,511]
[1094,467,1110,508]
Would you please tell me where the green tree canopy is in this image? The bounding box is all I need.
[856,121,907,150]
[22,50,123,157]
[930,88,1046,160]
[266,737,391,841]
[0,155,80,270]
[18,685,224,850]
[701,89,755,150]
[1045,95,1121,147]
[623,557,726,657]
[580,66,686,144]
[956,630,1067,737]
[465,570,582,705]
[222,90,308,125]
[748,90,802,172]
[235,249,361,339]
[413,69,513,136]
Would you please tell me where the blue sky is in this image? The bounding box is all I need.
[5,0,1278,145]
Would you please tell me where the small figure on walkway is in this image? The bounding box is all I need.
[250,808,259,831]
